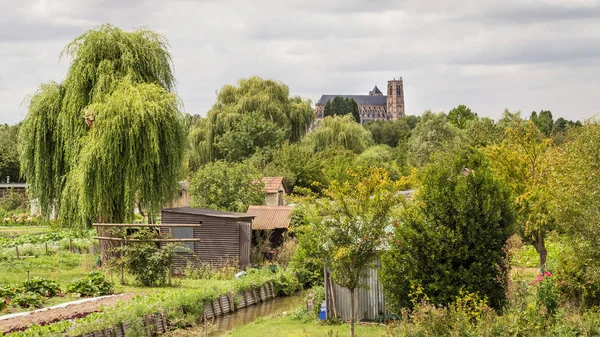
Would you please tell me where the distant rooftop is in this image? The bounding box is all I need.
[246,205,294,230]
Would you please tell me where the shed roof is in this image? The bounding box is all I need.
[261,176,285,194]
[316,94,387,106]
[162,207,254,220]
[246,205,294,230]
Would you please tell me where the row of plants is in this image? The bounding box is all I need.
[0,273,113,312]
[5,267,301,337]
[0,230,95,248]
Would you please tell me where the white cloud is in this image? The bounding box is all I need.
[1,0,599,124]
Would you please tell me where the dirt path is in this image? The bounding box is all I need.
[0,293,136,334]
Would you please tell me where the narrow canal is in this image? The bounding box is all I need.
[208,291,305,336]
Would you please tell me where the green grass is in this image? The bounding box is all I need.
[224,315,385,337]
[511,232,568,270]
[0,226,51,236]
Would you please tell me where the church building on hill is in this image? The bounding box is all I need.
[314,78,405,125]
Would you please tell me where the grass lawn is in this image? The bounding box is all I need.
[0,226,51,236]
[224,315,386,337]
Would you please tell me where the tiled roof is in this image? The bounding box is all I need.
[246,206,294,230]
[316,94,387,106]
[261,177,285,194]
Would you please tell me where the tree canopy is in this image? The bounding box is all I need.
[448,104,477,129]
[192,76,314,165]
[19,24,185,226]
[305,115,373,154]
[188,161,265,213]
[324,96,360,123]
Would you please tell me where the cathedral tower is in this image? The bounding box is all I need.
[386,78,405,119]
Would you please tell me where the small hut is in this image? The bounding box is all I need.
[246,205,294,247]
[161,207,254,269]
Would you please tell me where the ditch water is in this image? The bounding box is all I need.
[207,291,305,336]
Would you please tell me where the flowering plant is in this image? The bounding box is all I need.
[530,271,552,285]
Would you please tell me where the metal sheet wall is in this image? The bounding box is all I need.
[161,211,250,269]
[325,258,390,321]
[238,221,251,268]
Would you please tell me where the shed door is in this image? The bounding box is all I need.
[238,222,251,268]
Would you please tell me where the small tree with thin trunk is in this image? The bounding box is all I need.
[295,168,401,337]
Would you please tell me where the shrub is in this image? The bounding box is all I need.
[12,292,44,308]
[22,277,60,297]
[381,149,514,311]
[113,229,178,286]
[66,272,114,297]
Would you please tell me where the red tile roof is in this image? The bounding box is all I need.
[246,205,294,230]
[261,176,285,194]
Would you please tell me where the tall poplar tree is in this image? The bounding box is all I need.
[19,24,185,226]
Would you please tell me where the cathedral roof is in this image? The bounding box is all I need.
[316,94,387,106]
[369,85,383,95]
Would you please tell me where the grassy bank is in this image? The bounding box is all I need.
[224,315,385,337]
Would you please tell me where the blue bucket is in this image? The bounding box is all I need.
[318,302,327,320]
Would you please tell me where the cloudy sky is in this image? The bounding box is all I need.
[2,0,600,124]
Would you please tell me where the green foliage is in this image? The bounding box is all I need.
[194,76,314,164]
[305,115,373,154]
[535,276,559,318]
[448,105,477,129]
[12,292,44,308]
[0,191,28,212]
[407,111,457,167]
[189,160,265,213]
[215,112,286,162]
[530,110,554,137]
[294,168,402,336]
[381,149,514,311]
[115,229,178,286]
[66,272,114,297]
[22,277,60,297]
[323,96,360,123]
[260,142,324,193]
[355,145,403,180]
[364,118,411,148]
[0,123,22,183]
[461,117,503,147]
[19,24,185,227]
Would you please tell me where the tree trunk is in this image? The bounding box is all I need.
[349,287,355,337]
[531,232,547,272]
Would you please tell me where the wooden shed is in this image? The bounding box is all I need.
[161,207,254,270]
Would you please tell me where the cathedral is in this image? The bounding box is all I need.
[314,78,405,124]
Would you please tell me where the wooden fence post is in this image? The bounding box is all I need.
[15,246,19,259]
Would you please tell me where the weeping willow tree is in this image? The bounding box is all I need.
[19,24,185,227]
[191,76,314,165]
[304,115,373,153]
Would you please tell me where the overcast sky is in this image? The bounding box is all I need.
[2,0,600,125]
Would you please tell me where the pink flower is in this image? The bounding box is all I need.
[529,271,552,285]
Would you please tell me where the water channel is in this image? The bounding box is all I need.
[207,291,305,336]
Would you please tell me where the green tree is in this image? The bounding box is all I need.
[484,121,554,271]
[364,119,411,147]
[530,110,554,137]
[304,115,373,154]
[380,148,514,311]
[262,142,324,193]
[460,117,503,147]
[0,124,22,182]
[355,145,402,180]
[448,105,477,129]
[198,77,314,164]
[295,169,402,337]
[19,24,185,226]
[189,161,265,213]
[214,112,286,162]
[324,96,360,123]
[407,111,457,167]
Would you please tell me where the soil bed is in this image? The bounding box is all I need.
[0,293,135,334]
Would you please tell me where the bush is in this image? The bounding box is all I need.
[66,272,114,297]
[12,292,44,308]
[113,229,178,286]
[381,149,514,311]
[22,277,60,297]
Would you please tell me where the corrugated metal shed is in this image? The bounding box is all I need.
[161,207,254,269]
[246,206,294,230]
[325,258,391,321]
